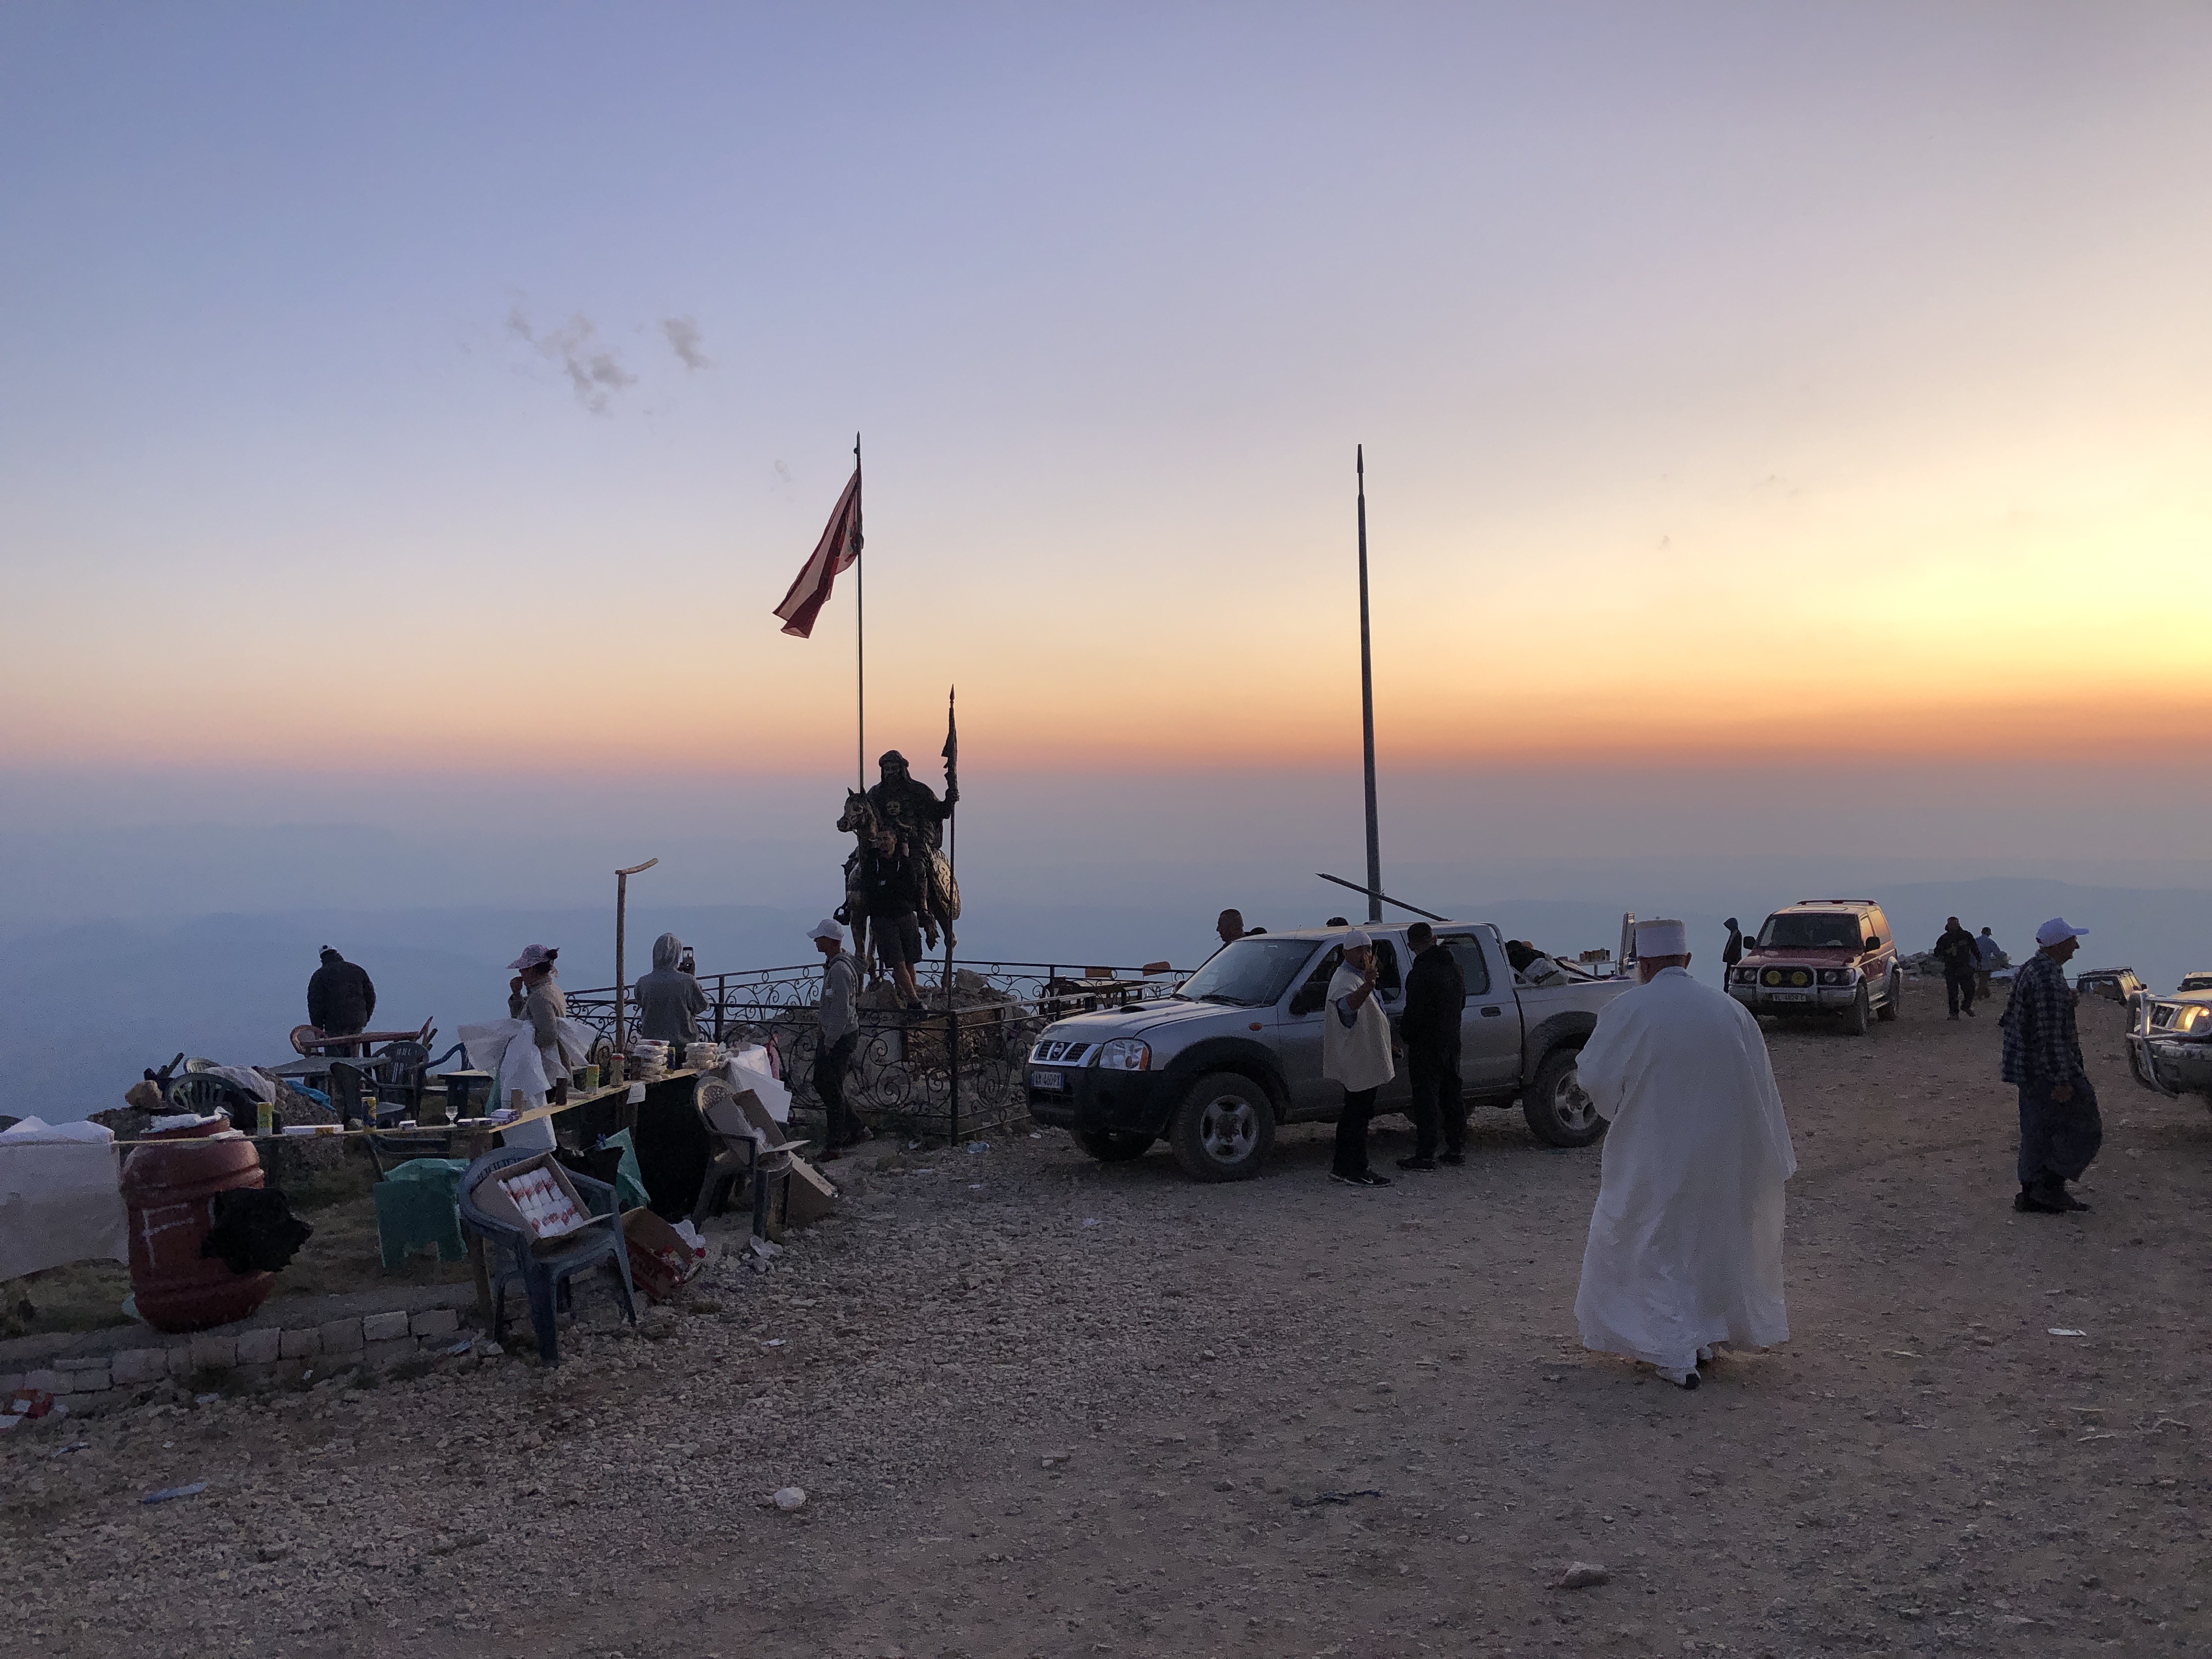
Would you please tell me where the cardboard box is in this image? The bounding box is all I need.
[469,1150,595,1256]
[622,1206,704,1303]
[782,1153,839,1229]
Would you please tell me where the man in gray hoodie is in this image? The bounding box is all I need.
[634,932,708,1045]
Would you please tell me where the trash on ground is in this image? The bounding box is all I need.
[142,1482,208,1505]
[2049,1328,2088,1337]
[772,1486,807,1511]
[1559,1561,1610,1589]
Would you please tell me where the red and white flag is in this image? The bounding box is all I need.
[773,464,864,638]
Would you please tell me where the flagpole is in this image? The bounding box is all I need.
[1357,445,1381,926]
[855,432,864,794]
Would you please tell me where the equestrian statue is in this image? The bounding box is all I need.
[835,748,960,981]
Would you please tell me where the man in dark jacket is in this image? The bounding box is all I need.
[1397,922,1469,1171]
[1999,917,2100,1212]
[1722,918,1745,969]
[1936,916,1980,1019]
[307,947,376,1040]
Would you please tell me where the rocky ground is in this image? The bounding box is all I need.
[4,983,2209,1658]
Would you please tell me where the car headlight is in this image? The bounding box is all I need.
[2175,1007,2211,1037]
[1096,1039,1150,1071]
[1731,968,1756,984]
[1816,968,1859,986]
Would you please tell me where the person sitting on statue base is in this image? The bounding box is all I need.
[861,825,928,1012]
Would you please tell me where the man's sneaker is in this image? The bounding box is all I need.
[1395,1155,1437,1172]
[1438,1152,1465,1166]
[1330,1169,1393,1188]
[1656,1366,1700,1390]
[2014,1185,2067,1214]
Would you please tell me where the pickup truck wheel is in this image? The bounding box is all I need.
[1842,984,1871,1036]
[1523,1048,1605,1148]
[1074,1129,1153,1163]
[1876,969,1901,1022]
[1167,1072,1275,1182]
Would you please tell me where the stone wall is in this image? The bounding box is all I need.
[2,1288,477,1414]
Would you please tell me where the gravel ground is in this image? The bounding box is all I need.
[5,983,2209,1657]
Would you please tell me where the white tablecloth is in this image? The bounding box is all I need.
[0,1117,129,1282]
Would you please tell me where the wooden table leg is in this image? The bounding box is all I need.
[466,1232,493,1325]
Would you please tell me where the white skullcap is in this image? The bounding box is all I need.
[808,918,844,942]
[1635,919,1689,957]
[1340,928,1373,948]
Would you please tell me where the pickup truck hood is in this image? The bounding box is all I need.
[1036,998,1248,1047]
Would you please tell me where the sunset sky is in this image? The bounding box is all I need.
[4,4,2209,838]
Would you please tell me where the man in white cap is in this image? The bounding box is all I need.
[1324,928,1395,1187]
[1997,918,2100,1213]
[1573,918,1796,1389]
[810,919,868,1155]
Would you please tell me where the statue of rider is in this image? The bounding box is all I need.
[867,750,955,854]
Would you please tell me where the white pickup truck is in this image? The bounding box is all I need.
[1025,923,1634,1181]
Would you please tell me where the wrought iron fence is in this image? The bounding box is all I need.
[561,959,1190,1144]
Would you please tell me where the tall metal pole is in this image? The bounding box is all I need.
[855,432,865,794]
[1356,445,1381,924]
[613,857,659,1055]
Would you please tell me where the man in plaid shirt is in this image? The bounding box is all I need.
[1998,917,2102,1214]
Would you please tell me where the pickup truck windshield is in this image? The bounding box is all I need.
[1758,914,1864,950]
[1177,938,1318,1007]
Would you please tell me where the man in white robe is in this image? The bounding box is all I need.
[1573,918,1796,1389]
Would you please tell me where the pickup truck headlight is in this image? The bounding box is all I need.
[1731,968,1757,985]
[2173,1006,2211,1037]
[1816,968,1859,986]
[1096,1039,1150,1071]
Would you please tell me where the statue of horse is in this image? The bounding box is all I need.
[835,789,878,975]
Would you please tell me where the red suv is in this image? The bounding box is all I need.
[1728,899,1903,1036]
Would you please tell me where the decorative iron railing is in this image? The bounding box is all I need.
[561,959,1190,1143]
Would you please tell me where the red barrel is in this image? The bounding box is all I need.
[120,1118,275,1333]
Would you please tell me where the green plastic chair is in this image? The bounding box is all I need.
[373,1157,470,1270]
[600,1130,651,1212]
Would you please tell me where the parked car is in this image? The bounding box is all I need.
[2075,968,2146,1003]
[1726,899,1903,1035]
[1025,923,1633,1181]
[2125,988,2212,1109]
[2178,971,2212,993]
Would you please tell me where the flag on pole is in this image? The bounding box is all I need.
[941,685,958,802]
[773,464,864,638]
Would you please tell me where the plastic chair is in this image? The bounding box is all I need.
[370,1040,432,1119]
[330,1057,415,1127]
[693,1079,803,1240]
[165,1071,263,1132]
[456,1148,636,1365]
[373,1157,469,1269]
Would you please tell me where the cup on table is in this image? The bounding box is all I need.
[577,1064,601,1093]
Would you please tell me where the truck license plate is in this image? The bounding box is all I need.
[1770,991,1809,1003]
[1030,1069,1066,1091]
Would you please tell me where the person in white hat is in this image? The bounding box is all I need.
[505,945,567,1097]
[1996,918,2100,1213]
[810,920,869,1155]
[1572,918,1796,1389]
[1323,928,1396,1187]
